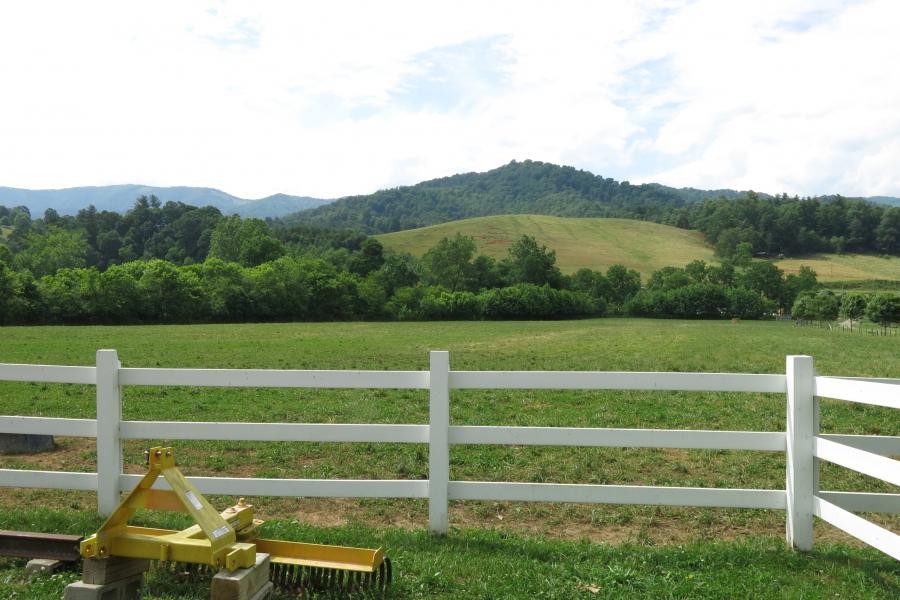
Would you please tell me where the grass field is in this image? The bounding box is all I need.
[376,214,899,282]
[376,215,716,278]
[0,319,898,598]
[776,254,900,282]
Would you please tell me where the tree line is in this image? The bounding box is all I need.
[2,199,847,324]
[791,290,899,330]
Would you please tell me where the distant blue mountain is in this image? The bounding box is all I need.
[0,185,331,218]
[867,196,900,207]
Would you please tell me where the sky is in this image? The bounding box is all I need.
[1,0,899,200]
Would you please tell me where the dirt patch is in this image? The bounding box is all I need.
[0,437,95,471]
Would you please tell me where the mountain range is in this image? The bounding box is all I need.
[0,184,330,218]
[2,162,898,222]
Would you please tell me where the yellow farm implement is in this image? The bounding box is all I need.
[79,447,391,594]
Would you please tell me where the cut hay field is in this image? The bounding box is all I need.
[376,215,716,278]
[376,214,899,282]
[0,319,898,598]
[776,253,900,282]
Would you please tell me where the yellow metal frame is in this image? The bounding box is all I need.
[80,446,384,574]
[81,447,256,570]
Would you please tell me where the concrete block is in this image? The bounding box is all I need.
[83,556,150,585]
[63,573,143,600]
[0,433,54,454]
[249,581,274,600]
[25,558,64,578]
[211,553,270,600]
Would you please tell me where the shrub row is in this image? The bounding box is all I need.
[388,284,598,321]
[626,283,770,319]
[1,259,598,325]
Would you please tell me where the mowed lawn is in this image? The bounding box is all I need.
[0,319,898,598]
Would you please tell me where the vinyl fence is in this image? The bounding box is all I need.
[1,350,898,560]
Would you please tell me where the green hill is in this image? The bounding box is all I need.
[285,160,694,233]
[377,214,900,282]
[376,215,715,278]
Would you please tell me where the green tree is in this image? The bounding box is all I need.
[569,268,612,307]
[96,263,142,322]
[135,260,204,322]
[12,227,89,277]
[866,293,900,330]
[875,208,899,254]
[0,262,35,324]
[783,266,817,310]
[739,262,786,308]
[421,234,477,292]
[37,268,100,323]
[503,235,562,288]
[209,217,285,267]
[347,238,385,276]
[839,293,867,328]
[812,291,840,322]
[373,251,419,296]
[605,264,641,306]
[192,258,251,321]
[791,292,816,322]
[208,216,243,263]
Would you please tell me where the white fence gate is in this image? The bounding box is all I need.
[1,350,898,560]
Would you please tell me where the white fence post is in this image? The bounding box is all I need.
[786,355,815,550]
[96,349,122,516]
[429,350,450,534]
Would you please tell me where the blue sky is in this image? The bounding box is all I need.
[1,0,898,199]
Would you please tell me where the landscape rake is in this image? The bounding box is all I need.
[79,446,392,596]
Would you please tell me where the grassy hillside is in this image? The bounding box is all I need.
[776,254,900,282]
[377,214,899,282]
[377,215,716,278]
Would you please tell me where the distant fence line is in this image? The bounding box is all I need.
[0,351,898,561]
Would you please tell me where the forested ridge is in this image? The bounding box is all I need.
[284,160,900,258]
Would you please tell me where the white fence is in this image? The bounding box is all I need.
[1,350,898,560]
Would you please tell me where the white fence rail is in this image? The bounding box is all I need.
[1,350,898,560]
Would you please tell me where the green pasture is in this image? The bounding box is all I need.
[775,253,900,283]
[0,319,898,597]
[376,215,716,278]
[374,214,899,282]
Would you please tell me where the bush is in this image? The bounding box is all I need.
[627,283,738,319]
[386,287,425,321]
[420,287,482,320]
[480,284,595,320]
[866,292,900,328]
[726,287,769,319]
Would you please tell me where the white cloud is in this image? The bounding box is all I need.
[0,0,898,199]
